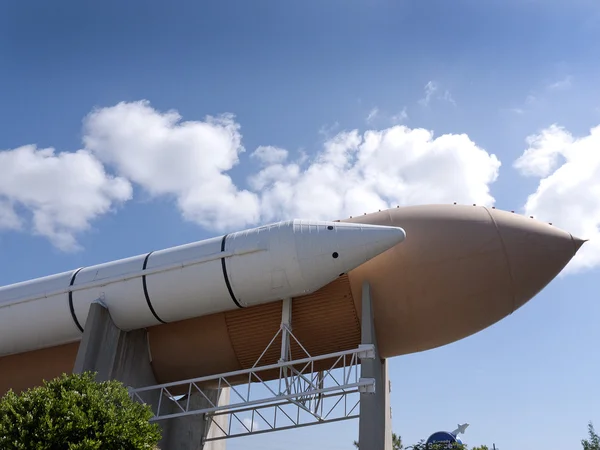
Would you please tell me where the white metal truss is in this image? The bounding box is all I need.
[128,296,377,441]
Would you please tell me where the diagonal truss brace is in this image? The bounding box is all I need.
[128,295,377,440]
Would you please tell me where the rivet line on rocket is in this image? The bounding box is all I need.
[482,206,517,314]
[68,268,84,333]
[221,234,243,309]
[142,251,167,324]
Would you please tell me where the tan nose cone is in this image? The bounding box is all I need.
[487,208,585,313]
[572,236,587,252]
[341,204,585,358]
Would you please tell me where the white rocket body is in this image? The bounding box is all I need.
[0,219,406,357]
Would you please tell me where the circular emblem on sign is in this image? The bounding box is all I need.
[425,431,460,449]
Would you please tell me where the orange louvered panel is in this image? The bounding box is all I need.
[225,275,360,373]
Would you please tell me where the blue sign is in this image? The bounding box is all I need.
[426,431,462,449]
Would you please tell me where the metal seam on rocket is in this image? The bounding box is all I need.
[220,235,243,309]
[142,251,167,324]
[68,268,84,333]
[482,206,517,314]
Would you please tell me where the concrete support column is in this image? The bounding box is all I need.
[359,283,392,450]
[73,301,166,445]
[73,301,229,450]
[163,389,230,450]
[73,301,156,387]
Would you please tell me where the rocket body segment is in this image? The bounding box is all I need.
[0,219,406,357]
[145,236,228,323]
[72,254,154,331]
[0,271,80,357]
[223,223,295,308]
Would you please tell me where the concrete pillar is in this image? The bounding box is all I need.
[163,389,230,450]
[73,301,166,444]
[73,301,156,388]
[73,301,229,450]
[359,283,392,450]
[383,360,393,450]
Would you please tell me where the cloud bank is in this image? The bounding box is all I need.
[0,145,131,251]
[83,101,261,231]
[8,100,597,276]
[0,101,502,251]
[250,127,499,221]
[514,124,600,272]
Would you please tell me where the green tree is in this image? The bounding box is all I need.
[404,439,426,450]
[0,371,161,450]
[354,435,481,450]
[582,422,600,450]
[393,433,403,449]
[354,432,403,449]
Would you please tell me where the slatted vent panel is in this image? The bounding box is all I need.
[224,275,361,371]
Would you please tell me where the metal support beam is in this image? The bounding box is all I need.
[359,282,392,450]
[77,287,399,448]
[280,297,292,364]
[127,287,391,446]
[129,296,376,442]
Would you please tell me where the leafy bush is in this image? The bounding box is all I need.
[0,371,161,449]
[582,422,600,450]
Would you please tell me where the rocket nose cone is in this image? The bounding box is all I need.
[489,209,582,313]
[331,222,407,266]
[571,235,587,252]
[294,221,406,293]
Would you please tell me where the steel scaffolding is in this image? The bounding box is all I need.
[128,284,384,446]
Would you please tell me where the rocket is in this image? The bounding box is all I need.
[451,424,469,436]
[0,204,585,396]
[0,219,405,358]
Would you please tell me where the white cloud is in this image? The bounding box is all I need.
[252,145,288,165]
[83,100,499,230]
[1,100,502,251]
[419,81,438,106]
[251,125,501,221]
[366,107,379,123]
[419,81,455,106]
[507,77,572,116]
[365,107,408,125]
[525,94,537,105]
[390,107,408,124]
[0,145,131,251]
[242,417,260,431]
[506,94,536,116]
[514,124,572,177]
[82,100,261,231]
[318,121,340,138]
[547,75,573,90]
[514,124,600,272]
[441,90,456,105]
[0,199,21,230]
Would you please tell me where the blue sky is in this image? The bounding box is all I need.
[1,0,600,448]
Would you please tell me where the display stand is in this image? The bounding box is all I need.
[83,282,392,449]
